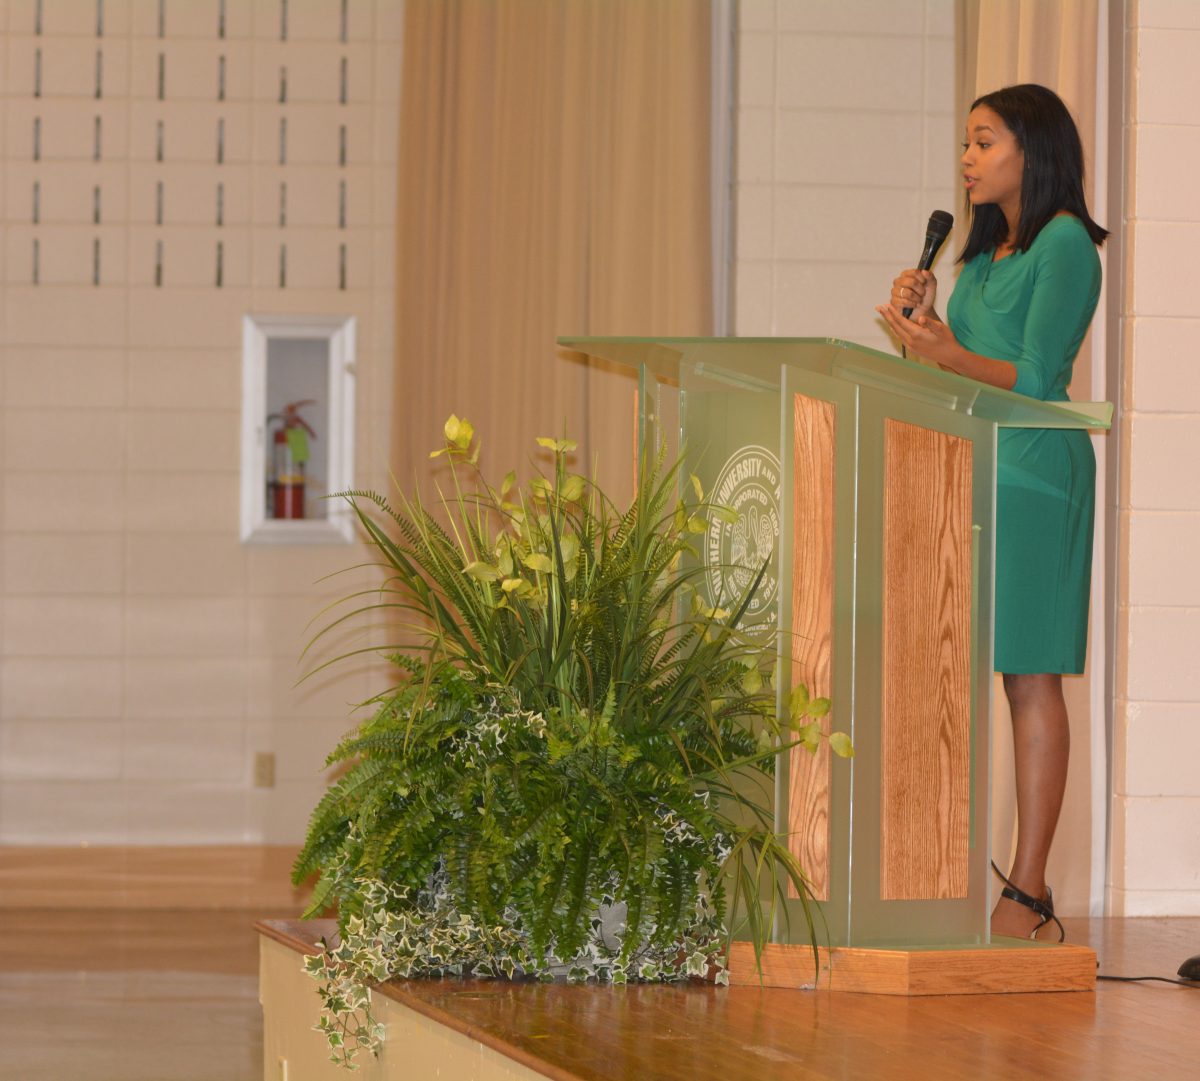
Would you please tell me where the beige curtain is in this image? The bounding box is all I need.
[393,0,712,503]
[959,0,1104,916]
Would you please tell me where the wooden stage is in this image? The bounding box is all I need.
[259,917,1200,1081]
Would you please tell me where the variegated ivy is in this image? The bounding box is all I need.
[306,847,729,1069]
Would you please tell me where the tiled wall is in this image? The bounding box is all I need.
[0,0,399,845]
[1112,0,1200,915]
[733,0,958,345]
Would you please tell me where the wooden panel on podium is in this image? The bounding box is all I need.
[788,393,836,900]
[880,419,973,900]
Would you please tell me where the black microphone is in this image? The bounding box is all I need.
[903,210,954,318]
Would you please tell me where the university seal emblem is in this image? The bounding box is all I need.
[704,445,781,629]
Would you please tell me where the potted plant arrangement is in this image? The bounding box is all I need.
[293,417,851,1068]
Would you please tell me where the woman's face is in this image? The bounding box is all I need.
[961,105,1024,222]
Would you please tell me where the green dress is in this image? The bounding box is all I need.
[946,215,1101,674]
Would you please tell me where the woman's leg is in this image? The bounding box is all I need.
[991,672,1071,938]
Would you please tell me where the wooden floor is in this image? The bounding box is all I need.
[3,910,1199,1081]
[0,909,287,1081]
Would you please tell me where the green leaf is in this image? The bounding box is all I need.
[443,414,475,451]
[536,436,578,453]
[828,731,855,758]
[808,697,831,718]
[560,474,586,502]
[792,720,822,752]
[522,553,553,574]
[788,683,810,718]
[690,474,704,501]
[463,561,500,582]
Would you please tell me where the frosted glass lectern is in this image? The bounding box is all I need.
[560,336,1111,959]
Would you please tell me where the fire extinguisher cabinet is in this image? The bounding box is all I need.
[240,314,357,544]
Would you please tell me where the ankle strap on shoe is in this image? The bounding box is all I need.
[991,861,1066,943]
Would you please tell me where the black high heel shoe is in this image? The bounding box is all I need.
[990,861,1065,943]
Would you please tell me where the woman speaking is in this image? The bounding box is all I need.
[877,84,1107,940]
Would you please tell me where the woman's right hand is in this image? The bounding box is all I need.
[889,269,937,319]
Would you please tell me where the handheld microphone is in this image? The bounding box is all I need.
[903,210,954,318]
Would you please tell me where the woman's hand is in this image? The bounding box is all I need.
[875,304,964,370]
[889,269,937,319]
[876,271,1022,391]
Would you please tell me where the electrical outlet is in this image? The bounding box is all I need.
[254,751,276,788]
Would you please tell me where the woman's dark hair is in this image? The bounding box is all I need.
[958,83,1108,263]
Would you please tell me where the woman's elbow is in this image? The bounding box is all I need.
[1011,361,1049,399]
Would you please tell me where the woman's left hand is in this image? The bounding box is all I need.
[875,304,963,371]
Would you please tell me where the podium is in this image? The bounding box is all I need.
[560,336,1109,993]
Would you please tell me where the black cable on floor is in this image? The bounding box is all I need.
[1097,974,1200,987]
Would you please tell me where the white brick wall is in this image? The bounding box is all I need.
[1111,0,1200,915]
[734,0,958,347]
[0,0,399,846]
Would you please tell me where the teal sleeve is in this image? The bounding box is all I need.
[1011,224,1101,399]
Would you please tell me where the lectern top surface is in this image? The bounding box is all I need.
[558,336,1112,431]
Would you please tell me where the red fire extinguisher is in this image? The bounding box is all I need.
[267,400,317,519]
